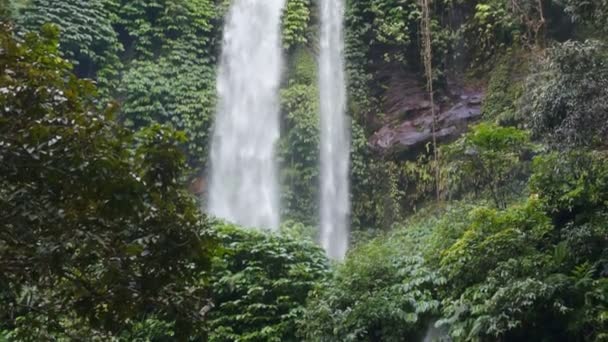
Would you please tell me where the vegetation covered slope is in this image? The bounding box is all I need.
[1,0,607,341]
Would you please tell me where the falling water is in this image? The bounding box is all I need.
[422,322,450,342]
[319,0,350,259]
[208,0,286,230]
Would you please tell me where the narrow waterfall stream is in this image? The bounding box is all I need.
[319,0,350,259]
[208,0,286,230]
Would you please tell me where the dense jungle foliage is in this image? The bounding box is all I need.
[1,0,607,341]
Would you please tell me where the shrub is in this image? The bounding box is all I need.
[442,123,534,208]
[208,223,329,342]
[300,227,444,341]
[523,40,608,148]
[530,151,608,218]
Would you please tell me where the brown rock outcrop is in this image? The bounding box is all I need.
[369,72,484,155]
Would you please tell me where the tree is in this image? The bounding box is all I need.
[508,0,546,45]
[558,0,608,33]
[0,24,213,339]
[530,151,608,221]
[442,123,534,208]
[523,39,608,148]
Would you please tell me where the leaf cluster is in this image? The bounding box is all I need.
[208,222,329,342]
[0,24,213,339]
[523,39,608,148]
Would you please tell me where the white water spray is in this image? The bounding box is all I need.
[208,0,286,230]
[423,321,450,342]
[319,0,350,259]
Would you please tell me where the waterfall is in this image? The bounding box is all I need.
[208,0,286,230]
[423,322,450,342]
[319,0,350,259]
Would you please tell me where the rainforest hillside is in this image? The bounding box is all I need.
[1,0,607,341]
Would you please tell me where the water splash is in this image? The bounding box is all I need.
[423,321,450,342]
[319,0,350,259]
[208,0,286,230]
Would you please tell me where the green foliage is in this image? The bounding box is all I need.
[18,0,221,168]
[282,0,312,50]
[350,123,406,231]
[0,0,11,20]
[463,1,519,65]
[438,200,552,291]
[4,0,27,21]
[530,151,608,218]
[437,198,607,341]
[343,22,375,127]
[208,222,329,342]
[18,0,122,78]
[523,39,608,148]
[280,219,318,242]
[436,203,555,340]
[279,48,319,224]
[421,202,482,266]
[460,0,548,68]
[300,231,444,341]
[442,123,534,208]
[482,52,527,124]
[307,152,608,341]
[6,2,608,341]
[111,0,221,168]
[343,0,450,105]
[289,46,316,85]
[111,0,218,59]
[118,50,216,168]
[366,0,421,63]
[119,318,176,341]
[0,24,213,339]
[559,0,608,33]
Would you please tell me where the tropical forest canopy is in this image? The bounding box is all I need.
[0,0,607,340]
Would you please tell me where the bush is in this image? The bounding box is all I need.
[208,223,329,342]
[559,0,608,33]
[530,151,608,218]
[18,0,222,168]
[300,220,444,342]
[436,198,607,341]
[523,40,608,148]
[442,123,535,208]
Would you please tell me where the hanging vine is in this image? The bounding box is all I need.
[419,0,440,201]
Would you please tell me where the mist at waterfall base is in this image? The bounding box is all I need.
[208,0,285,230]
[208,0,350,259]
[423,322,450,342]
[319,0,350,260]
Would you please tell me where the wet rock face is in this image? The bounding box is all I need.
[189,176,207,196]
[370,86,484,155]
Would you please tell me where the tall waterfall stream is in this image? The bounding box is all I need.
[208,0,286,230]
[319,0,350,259]
[209,0,350,258]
